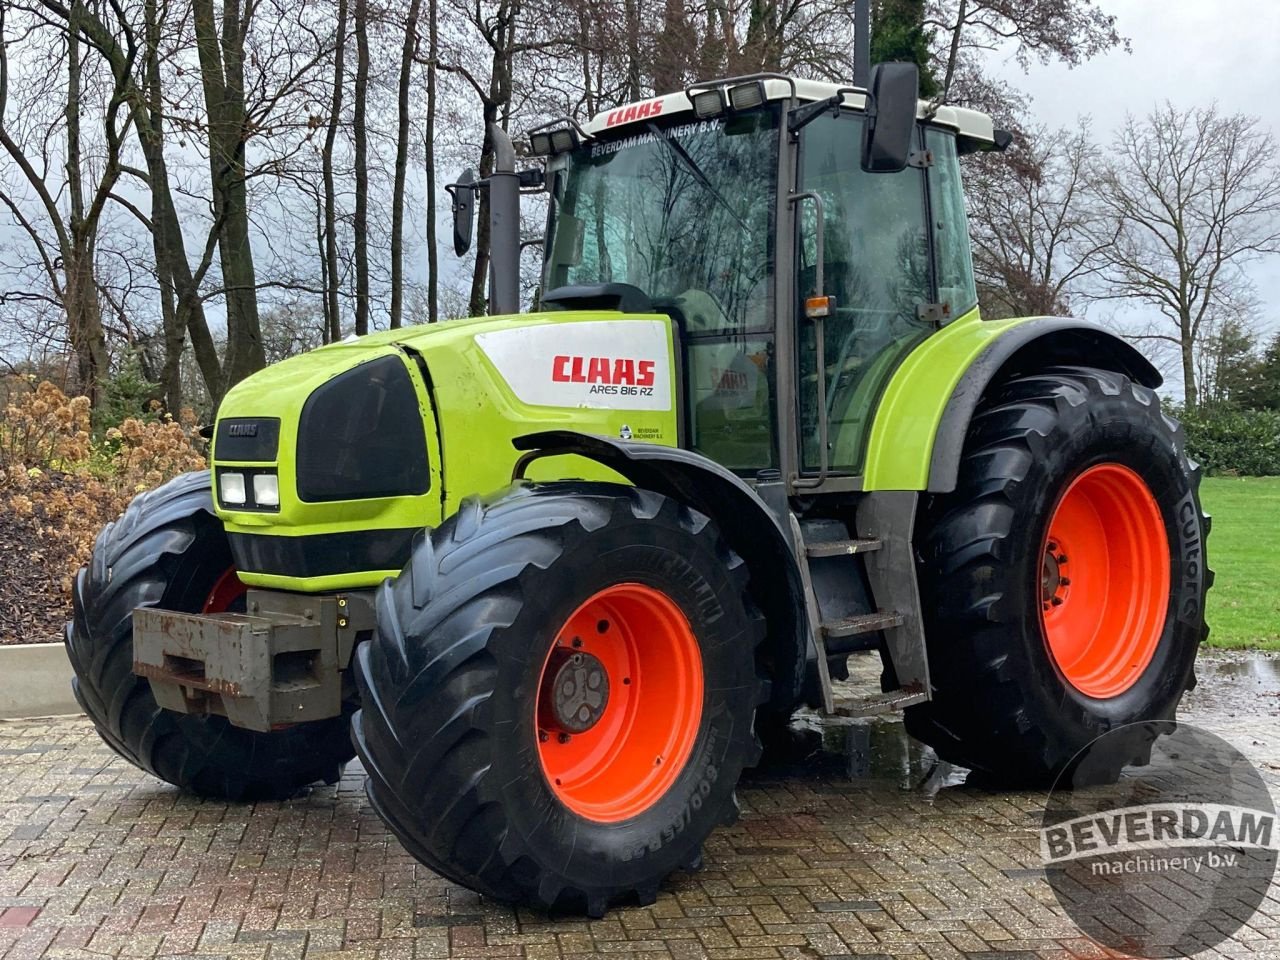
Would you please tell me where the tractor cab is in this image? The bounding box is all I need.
[459,70,1000,489]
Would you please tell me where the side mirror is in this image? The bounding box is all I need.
[449,168,476,256]
[860,62,919,173]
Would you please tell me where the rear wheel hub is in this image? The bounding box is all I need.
[1040,463,1171,699]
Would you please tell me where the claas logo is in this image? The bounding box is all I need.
[605,99,665,127]
[553,355,657,387]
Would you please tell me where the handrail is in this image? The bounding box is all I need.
[789,190,829,488]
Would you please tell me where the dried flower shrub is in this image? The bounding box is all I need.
[0,379,92,471]
[1,382,207,640]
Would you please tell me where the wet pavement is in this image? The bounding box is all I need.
[1,649,1278,959]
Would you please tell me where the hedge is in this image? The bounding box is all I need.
[1168,404,1280,477]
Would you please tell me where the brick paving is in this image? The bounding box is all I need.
[1,652,1278,960]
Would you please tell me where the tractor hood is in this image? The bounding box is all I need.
[212,310,681,592]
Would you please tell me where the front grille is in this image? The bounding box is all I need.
[213,418,280,462]
[296,355,431,503]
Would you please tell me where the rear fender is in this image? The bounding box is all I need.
[863,313,1160,493]
[926,319,1161,494]
[512,431,810,715]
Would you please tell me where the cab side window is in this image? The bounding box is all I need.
[797,112,932,472]
[926,128,978,317]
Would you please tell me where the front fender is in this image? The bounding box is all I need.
[512,431,810,715]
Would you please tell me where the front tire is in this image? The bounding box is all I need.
[906,367,1210,785]
[65,470,356,801]
[352,483,767,915]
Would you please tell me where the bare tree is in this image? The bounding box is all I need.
[352,0,370,335]
[437,0,528,316]
[424,0,439,322]
[389,0,422,329]
[926,0,1126,104]
[0,1,121,403]
[1085,104,1280,409]
[0,0,1155,394]
[966,122,1111,318]
[322,0,349,343]
[190,0,266,389]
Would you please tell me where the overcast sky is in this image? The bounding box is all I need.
[987,0,1280,351]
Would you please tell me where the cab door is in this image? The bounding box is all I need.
[794,112,934,477]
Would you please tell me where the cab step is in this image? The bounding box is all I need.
[780,493,930,718]
[834,688,929,717]
[822,611,903,639]
[805,538,882,558]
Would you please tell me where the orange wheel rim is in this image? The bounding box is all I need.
[535,583,703,822]
[204,566,247,613]
[1040,463,1170,699]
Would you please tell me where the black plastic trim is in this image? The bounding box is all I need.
[214,418,280,462]
[228,527,418,579]
[541,283,653,314]
[296,355,430,503]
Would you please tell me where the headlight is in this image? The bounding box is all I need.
[253,473,280,507]
[216,468,278,510]
[220,472,247,505]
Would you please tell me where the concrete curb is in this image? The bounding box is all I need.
[0,642,81,719]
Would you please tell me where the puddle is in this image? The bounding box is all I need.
[751,712,968,796]
[747,652,1280,794]
[1184,652,1280,717]
[1195,654,1280,692]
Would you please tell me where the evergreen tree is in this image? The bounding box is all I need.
[1238,333,1280,411]
[1200,318,1258,407]
[870,0,938,98]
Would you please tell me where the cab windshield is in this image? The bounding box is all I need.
[544,110,778,334]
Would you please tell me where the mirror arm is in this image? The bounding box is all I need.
[907,148,934,169]
[444,181,477,201]
[786,87,858,135]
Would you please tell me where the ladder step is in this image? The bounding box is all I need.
[834,689,929,717]
[821,611,903,639]
[805,538,882,558]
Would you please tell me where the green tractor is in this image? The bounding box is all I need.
[66,64,1210,915]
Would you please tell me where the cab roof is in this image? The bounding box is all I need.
[582,76,996,151]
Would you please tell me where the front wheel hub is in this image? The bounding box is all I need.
[534,583,704,823]
[544,650,610,733]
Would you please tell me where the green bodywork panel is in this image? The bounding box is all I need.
[862,308,1030,490]
[213,304,1041,591]
[214,311,679,591]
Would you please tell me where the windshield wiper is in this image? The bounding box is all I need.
[645,122,748,231]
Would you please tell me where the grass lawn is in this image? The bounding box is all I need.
[1199,476,1280,650]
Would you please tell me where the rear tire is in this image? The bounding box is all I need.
[906,367,1210,786]
[65,470,356,801]
[352,483,767,915]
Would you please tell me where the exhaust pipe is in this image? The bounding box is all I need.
[853,0,870,88]
[487,123,521,315]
